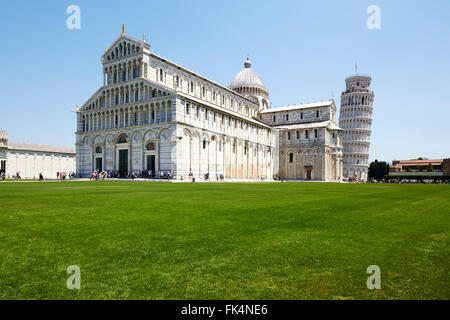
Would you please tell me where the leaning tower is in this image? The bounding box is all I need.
[339,75,374,181]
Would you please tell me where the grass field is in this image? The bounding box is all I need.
[0,181,449,300]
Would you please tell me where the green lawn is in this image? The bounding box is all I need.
[0,181,448,300]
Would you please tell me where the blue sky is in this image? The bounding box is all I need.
[0,0,449,162]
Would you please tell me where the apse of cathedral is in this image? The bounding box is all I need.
[76,27,368,182]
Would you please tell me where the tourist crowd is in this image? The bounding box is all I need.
[2,170,448,184]
[367,178,450,184]
[88,170,173,181]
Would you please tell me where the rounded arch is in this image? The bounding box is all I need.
[261,99,269,109]
[192,130,202,140]
[143,128,157,142]
[145,141,156,151]
[116,133,129,144]
[82,136,91,145]
[93,134,104,145]
[105,134,114,144]
[158,127,172,141]
[201,132,210,143]
[183,128,193,138]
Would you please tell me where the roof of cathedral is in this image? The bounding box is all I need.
[177,92,272,129]
[274,120,342,131]
[260,100,335,113]
[8,141,76,154]
[230,58,268,92]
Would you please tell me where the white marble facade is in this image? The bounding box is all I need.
[339,76,375,181]
[261,102,343,181]
[76,28,345,181]
[0,130,76,179]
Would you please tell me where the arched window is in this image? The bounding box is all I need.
[117,134,128,144]
[95,146,102,153]
[289,153,294,163]
[146,142,155,150]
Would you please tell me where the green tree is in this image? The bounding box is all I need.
[368,160,390,180]
[427,163,434,172]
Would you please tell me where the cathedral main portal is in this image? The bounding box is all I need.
[119,149,128,177]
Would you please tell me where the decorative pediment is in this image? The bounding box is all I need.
[102,33,150,62]
[79,78,175,112]
[79,87,105,111]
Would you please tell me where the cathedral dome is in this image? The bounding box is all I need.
[230,58,269,98]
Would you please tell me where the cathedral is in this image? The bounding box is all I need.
[76,27,372,182]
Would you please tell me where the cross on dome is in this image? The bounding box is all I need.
[244,57,252,68]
